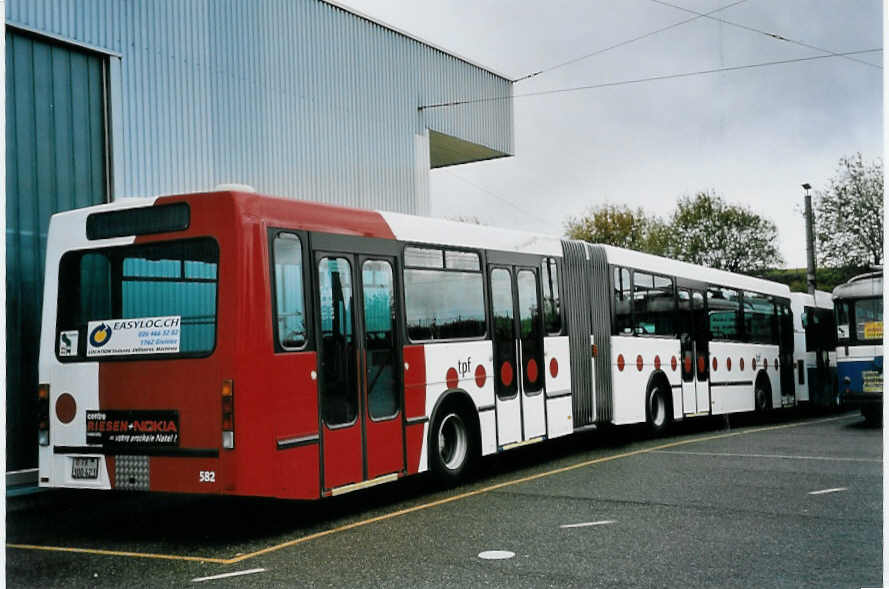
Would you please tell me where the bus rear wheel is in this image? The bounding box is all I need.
[862,406,882,426]
[646,383,670,436]
[755,382,771,414]
[430,405,475,485]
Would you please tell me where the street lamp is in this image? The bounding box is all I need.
[802,183,816,294]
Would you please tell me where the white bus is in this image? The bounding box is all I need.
[790,291,837,408]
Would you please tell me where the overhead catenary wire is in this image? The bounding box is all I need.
[648,0,882,70]
[514,0,749,82]
[419,48,882,110]
[444,171,540,221]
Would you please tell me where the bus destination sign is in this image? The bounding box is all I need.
[86,410,180,448]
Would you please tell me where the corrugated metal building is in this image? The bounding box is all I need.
[5,0,515,476]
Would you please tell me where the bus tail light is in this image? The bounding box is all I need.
[222,379,234,449]
[37,384,50,446]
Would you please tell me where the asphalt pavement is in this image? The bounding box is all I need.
[6,410,882,588]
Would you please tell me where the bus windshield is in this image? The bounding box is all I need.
[836,296,883,343]
[56,238,219,360]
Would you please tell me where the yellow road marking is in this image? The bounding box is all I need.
[8,414,856,566]
[5,543,228,564]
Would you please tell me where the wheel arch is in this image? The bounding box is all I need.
[428,389,481,463]
[755,369,773,409]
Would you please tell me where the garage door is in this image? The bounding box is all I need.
[6,30,108,472]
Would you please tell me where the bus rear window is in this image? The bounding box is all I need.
[57,238,218,359]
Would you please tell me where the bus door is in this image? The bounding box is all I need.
[315,251,403,492]
[489,265,546,446]
[678,288,710,414]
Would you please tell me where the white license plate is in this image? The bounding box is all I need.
[71,457,99,480]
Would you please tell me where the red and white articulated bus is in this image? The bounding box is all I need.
[38,190,794,499]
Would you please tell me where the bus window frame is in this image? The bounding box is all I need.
[401,242,489,344]
[705,284,744,343]
[838,296,884,345]
[541,256,565,336]
[54,236,221,363]
[268,228,313,353]
[741,290,779,345]
[611,265,677,339]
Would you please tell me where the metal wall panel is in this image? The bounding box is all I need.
[6,30,107,470]
[6,0,514,213]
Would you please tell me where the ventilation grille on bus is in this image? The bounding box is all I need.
[115,455,150,491]
[561,240,613,426]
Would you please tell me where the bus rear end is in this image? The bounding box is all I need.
[38,194,236,494]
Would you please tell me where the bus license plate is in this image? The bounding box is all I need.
[72,457,99,480]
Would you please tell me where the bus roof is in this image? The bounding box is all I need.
[790,290,833,310]
[380,211,563,257]
[833,272,883,300]
[597,244,791,298]
[51,190,793,299]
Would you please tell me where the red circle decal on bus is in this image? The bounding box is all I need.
[654,355,661,370]
[617,354,625,372]
[475,364,486,388]
[55,392,76,424]
[726,357,732,371]
[446,367,459,389]
[549,357,559,378]
[501,362,514,387]
[636,355,644,372]
[740,357,745,371]
[684,355,692,373]
[697,356,706,373]
[712,357,718,372]
[671,356,678,371]
[752,357,757,370]
[527,358,539,383]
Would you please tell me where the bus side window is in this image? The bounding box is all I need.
[707,286,740,340]
[542,258,561,335]
[273,234,307,349]
[613,267,632,335]
[744,291,775,345]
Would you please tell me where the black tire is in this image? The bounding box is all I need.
[754,380,771,414]
[429,404,476,485]
[646,383,670,436]
[862,407,882,426]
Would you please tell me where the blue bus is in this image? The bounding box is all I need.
[833,272,883,423]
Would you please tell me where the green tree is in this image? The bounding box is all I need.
[666,191,783,274]
[814,153,883,268]
[563,204,668,255]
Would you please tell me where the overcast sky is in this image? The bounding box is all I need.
[338,0,882,269]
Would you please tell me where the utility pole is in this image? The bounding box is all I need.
[802,183,816,294]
